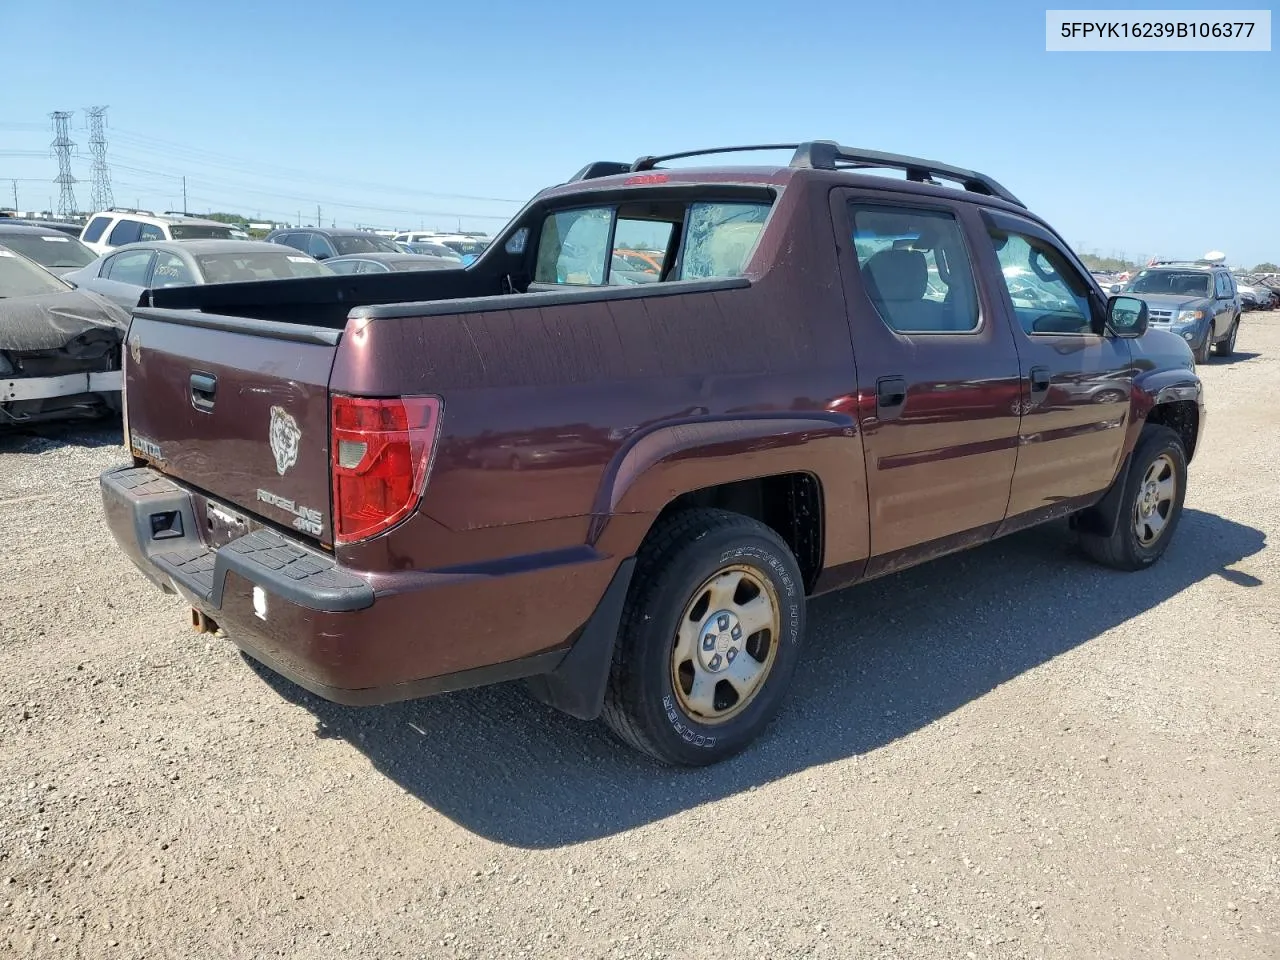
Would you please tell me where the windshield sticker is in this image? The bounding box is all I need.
[286,256,312,263]
[0,250,15,258]
[40,236,70,242]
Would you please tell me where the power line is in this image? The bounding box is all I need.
[49,111,77,217]
[85,105,113,212]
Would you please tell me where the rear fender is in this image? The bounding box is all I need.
[591,413,869,570]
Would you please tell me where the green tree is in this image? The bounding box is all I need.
[1251,262,1278,273]
[202,212,250,226]
[1079,253,1137,273]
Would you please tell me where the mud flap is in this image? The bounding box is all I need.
[525,556,636,721]
[1074,452,1132,538]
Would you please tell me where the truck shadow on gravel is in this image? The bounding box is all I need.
[249,507,1264,849]
[0,419,122,453]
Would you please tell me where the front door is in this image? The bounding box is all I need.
[972,209,1134,530]
[833,192,1024,574]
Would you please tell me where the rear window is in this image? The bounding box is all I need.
[169,224,235,241]
[0,247,71,297]
[82,216,112,244]
[534,199,770,286]
[333,234,400,255]
[0,233,95,269]
[195,252,331,283]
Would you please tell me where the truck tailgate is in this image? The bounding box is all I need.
[124,310,338,545]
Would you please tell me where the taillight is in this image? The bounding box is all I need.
[330,394,442,544]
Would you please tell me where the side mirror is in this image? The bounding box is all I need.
[1108,283,1122,294]
[1106,295,1148,338]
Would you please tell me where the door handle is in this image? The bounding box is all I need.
[1028,366,1051,399]
[190,372,217,412]
[876,376,907,418]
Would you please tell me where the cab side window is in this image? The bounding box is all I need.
[848,204,980,333]
[986,228,1097,335]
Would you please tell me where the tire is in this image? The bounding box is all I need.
[1214,317,1239,357]
[1079,424,1188,571]
[1193,332,1212,365]
[601,508,806,766]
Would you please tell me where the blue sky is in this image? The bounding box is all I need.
[1,0,1276,265]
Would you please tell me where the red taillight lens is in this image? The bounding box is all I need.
[330,394,442,544]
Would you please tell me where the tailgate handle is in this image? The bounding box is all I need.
[190,372,217,412]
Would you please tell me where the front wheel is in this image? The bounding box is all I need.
[1079,424,1188,571]
[1193,332,1212,365]
[1214,317,1239,357]
[602,508,806,766]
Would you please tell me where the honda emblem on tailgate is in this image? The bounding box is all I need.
[268,405,301,476]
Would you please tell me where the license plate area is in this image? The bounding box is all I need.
[202,500,252,549]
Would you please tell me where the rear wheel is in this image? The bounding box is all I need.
[1214,317,1239,357]
[1079,424,1187,571]
[601,508,806,766]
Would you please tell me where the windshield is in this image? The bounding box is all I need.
[0,233,95,268]
[1126,269,1211,297]
[333,235,400,255]
[0,248,72,297]
[168,224,236,240]
[195,252,331,283]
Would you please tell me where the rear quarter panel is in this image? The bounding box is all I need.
[331,177,870,586]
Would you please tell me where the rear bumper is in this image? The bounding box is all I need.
[100,465,624,709]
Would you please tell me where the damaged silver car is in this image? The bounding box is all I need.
[0,245,127,427]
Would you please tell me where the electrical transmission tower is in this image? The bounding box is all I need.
[85,106,113,212]
[49,111,78,217]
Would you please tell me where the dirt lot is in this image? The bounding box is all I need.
[2,317,1277,960]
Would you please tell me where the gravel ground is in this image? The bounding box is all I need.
[2,316,1277,960]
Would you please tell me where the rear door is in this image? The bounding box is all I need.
[832,191,1023,572]
[124,312,338,544]
[973,208,1132,528]
[91,249,155,309]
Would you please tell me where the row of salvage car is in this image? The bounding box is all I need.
[0,215,465,428]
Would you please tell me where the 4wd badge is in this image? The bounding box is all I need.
[268,406,301,476]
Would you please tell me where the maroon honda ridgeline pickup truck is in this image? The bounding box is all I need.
[101,141,1205,765]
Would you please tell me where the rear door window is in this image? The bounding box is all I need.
[107,219,142,246]
[104,250,155,285]
[82,216,112,243]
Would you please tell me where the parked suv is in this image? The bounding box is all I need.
[1113,259,1241,362]
[80,209,237,256]
[103,140,1205,766]
[264,227,401,261]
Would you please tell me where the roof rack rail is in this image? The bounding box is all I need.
[573,142,1026,207]
[790,140,1024,207]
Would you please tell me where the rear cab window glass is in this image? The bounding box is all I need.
[535,208,611,284]
[107,219,141,246]
[849,204,980,333]
[678,202,769,280]
[533,197,771,287]
[82,216,112,244]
